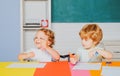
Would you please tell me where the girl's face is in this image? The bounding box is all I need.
[34,31,49,49]
[81,38,95,49]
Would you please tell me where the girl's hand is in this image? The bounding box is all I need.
[18,53,27,60]
[41,39,49,50]
[18,52,34,61]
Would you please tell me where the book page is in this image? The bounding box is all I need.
[101,66,120,76]
[7,62,46,68]
[73,62,101,70]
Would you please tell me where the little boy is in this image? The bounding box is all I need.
[70,24,112,64]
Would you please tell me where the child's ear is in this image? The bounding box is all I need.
[94,41,97,45]
[47,41,51,45]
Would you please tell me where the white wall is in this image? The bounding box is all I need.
[52,23,120,55]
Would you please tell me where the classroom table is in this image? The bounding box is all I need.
[0,61,120,76]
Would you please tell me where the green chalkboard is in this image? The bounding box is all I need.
[52,0,120,22]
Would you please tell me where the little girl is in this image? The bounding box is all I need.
[70,24,112,64]
[18,28,60,62]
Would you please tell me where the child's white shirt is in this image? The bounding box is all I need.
[76,42,105,62]
[25,48,52,62]
[76,47,90,62]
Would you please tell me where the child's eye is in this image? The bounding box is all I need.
[34,37,37,40]
[40,38,43,40]
[40,38,45,40]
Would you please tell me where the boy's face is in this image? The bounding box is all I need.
[34,31,49,49]
[81,38,95,49]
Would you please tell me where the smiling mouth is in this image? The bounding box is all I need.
[82,44,85,47]
[35,42,41,44]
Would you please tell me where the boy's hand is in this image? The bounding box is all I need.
[70,54,77,64]
[89,51,95,57]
